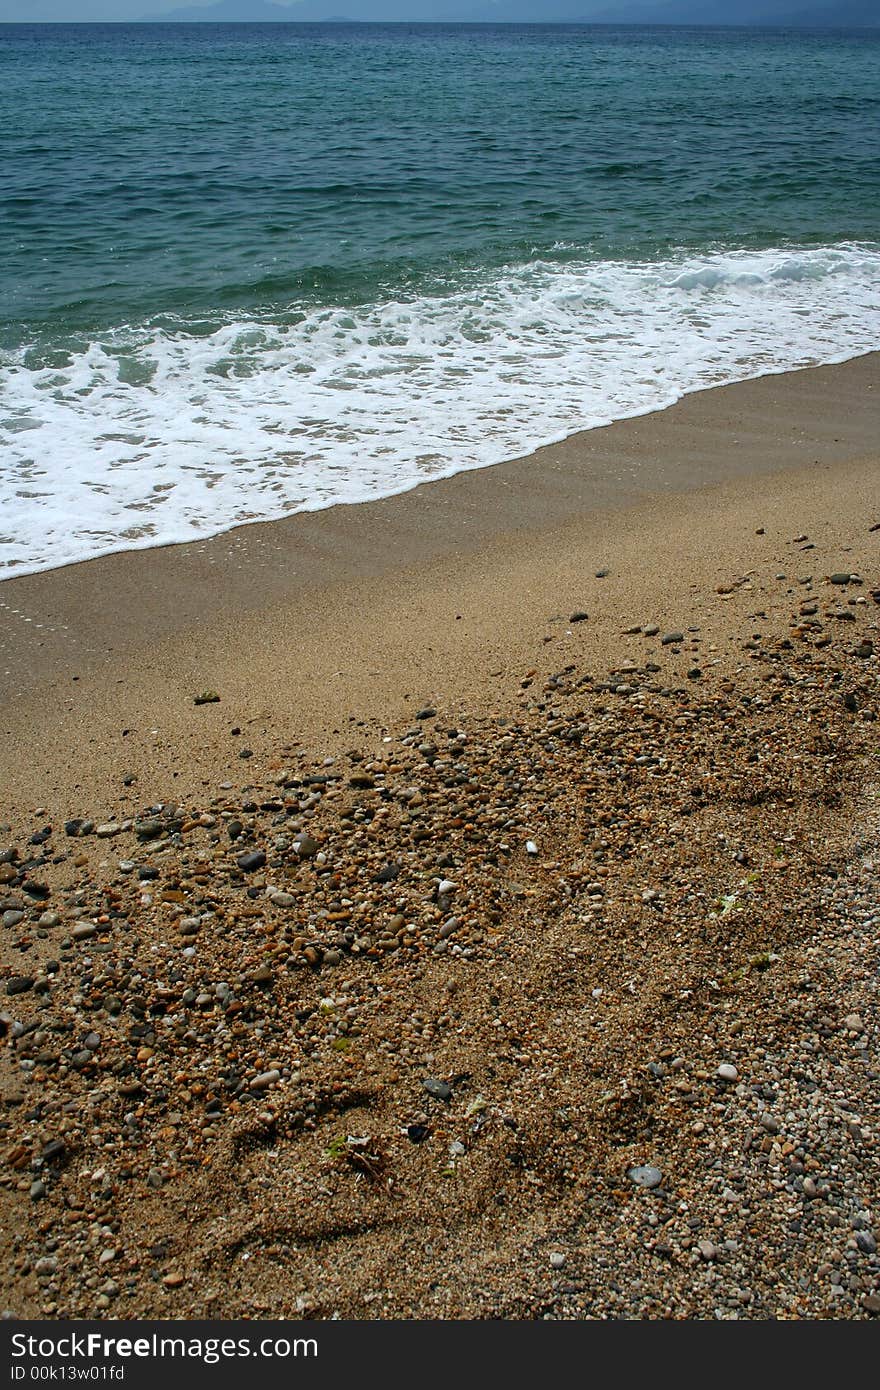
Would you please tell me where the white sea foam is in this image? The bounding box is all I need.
[1,243,879,578]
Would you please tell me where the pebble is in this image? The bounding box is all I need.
[717,1063,739,1082]
[569,611,589,623]
[423,1078,452,1101]
[661,632,684,646]
[549,1252,566,1269]
[250,1070,280,1091]
[236,850,266,872]
[293,835,319,858]
[2,910,24,929]
[134,818,164,841]
[628,1165,663,1189]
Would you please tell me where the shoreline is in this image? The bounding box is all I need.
[3,344,878,592]
[0,351,877,817]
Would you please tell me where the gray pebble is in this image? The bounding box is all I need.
[423,1077,452,1101]
[628,1165,662,1189]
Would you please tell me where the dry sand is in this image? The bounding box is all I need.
[0,354,878,1320]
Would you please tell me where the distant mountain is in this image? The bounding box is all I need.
[146,0,880,24]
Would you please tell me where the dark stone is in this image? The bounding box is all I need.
[416,707,436,720]
[236,850,266,872]
[374,862,401,884]
[22,881,50,900]
[569,611,589,623]
[6,977,34,995]
[134,819,164,841]
[407,1124,431,1143]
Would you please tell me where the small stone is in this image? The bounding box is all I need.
[72,923,97,940]
[856,1232,877,1255]
[569,611,589,623]
[95,823,120,838]
[717,1063,738,1082]
[423,1077,452,1101]
[293,835,319,858]
[236,850,266,872]
[437,879,457,896]
[374,862,400,883]
[829,573,852,585]
[194,691,220,705]
[6,977,34,996]
[250,1070,280,1091]
[661,632,684,646]
[525,841,538,856]
[2,911,24,929]
[549,1252,566,1269]
[416,707,436,720]
[134,818,164,841]
[628,1165,662,1189]
[162,1272,185,1288]
[38,912,61,929]
[844,1014,864,1033]
[862,1294,880,1315]
[697,1240,717,1261]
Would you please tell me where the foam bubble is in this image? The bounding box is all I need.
[1,243,878,578]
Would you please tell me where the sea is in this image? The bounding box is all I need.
[1,22,879,578]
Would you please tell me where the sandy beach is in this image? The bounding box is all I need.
[0,354,878,1319]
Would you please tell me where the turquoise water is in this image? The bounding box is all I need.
[1,23,879,575]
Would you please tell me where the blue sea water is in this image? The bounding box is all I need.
[1,22,879,576]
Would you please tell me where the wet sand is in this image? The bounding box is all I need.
[0,353,877,816]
